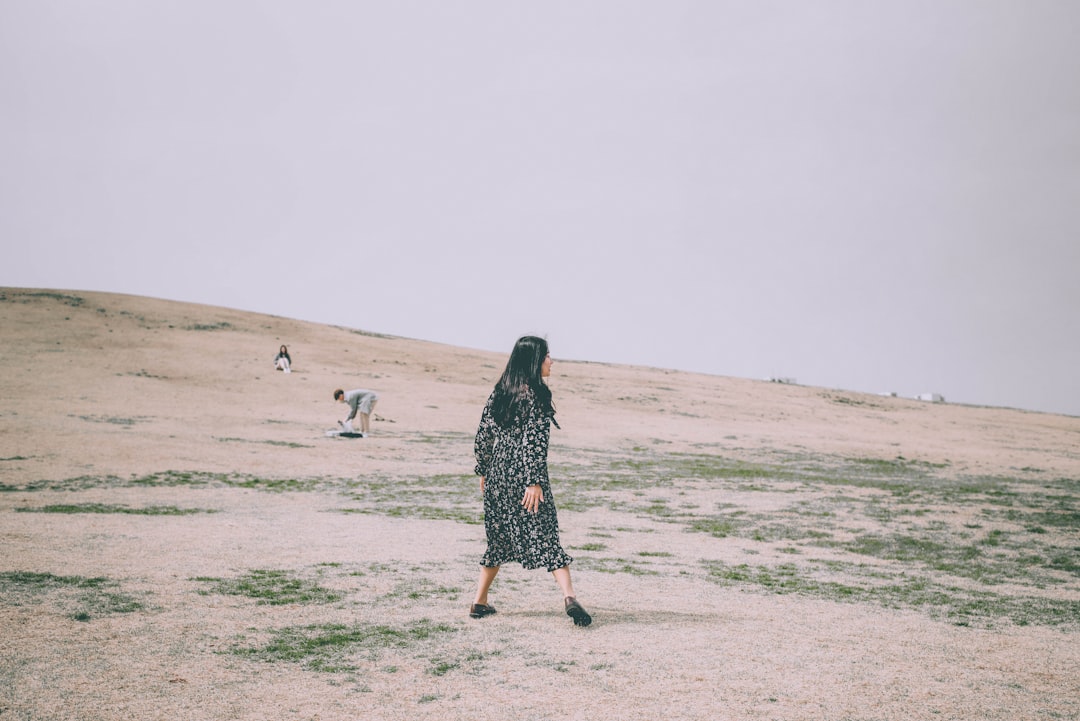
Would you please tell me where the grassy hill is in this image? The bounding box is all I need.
[1,287,1078,721]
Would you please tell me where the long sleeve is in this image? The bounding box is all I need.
[474,395,496,477]
[520,396,550,489]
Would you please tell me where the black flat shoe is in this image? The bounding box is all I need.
[469,603,497,619]
[564,597,592,627]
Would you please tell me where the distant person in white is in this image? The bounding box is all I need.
[274,345,292,373]
[334,388,379,437]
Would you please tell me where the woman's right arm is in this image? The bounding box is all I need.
[521,397,550,489]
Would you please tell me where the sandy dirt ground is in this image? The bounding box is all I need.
[1,288,1078,721]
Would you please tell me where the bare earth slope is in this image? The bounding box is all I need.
[1,288,1078,721]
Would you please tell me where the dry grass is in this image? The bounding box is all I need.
[1,287,1078,721]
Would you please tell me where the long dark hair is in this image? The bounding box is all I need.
[490,335,555,427]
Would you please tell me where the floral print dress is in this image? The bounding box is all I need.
[474,389,573,572]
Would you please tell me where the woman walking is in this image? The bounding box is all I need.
[470,335,591,627]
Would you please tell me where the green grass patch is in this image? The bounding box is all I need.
[991,505,1080,530]
[403,431,473,445]
[77,415,145,426]
[340,505,479,524]
[16,503,213,515]
[4,470,486,523]
[120,369,166,379]
[195,569,341,605]
[551,449,948,514]
[214,437,314,449]
[382,576,462,603]
[233,619,456,672]
[573,543,608,551]
[687,516,743,538]
[557,448,1079,595]
[184,321,232,331]
[347,328,397,339]
[0,571,145,621]
[703,560,1080,628]
[4,291,85,306]
[574,556,660,576]
[429,658,460,676]
[824,528,1080,586]
[4,470,339,493]
[339,473,482,525]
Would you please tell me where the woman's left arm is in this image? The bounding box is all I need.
[474,399,496,478]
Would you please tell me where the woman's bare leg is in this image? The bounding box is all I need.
[474,566,499,606]
[554,566,591,626]
[552,566,576,599]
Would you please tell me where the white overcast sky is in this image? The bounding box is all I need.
[3,1,1079,416]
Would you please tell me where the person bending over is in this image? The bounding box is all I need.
[334,388,379,437]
